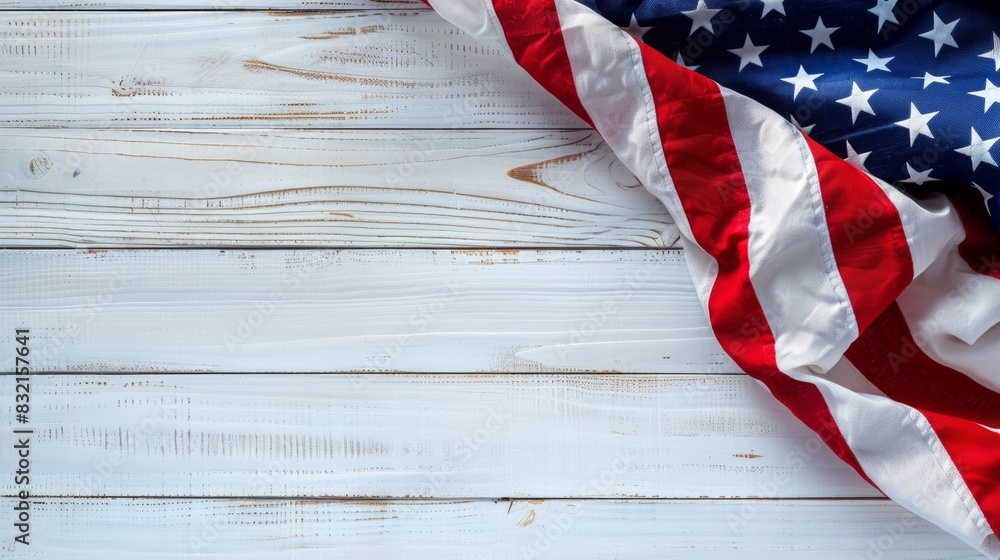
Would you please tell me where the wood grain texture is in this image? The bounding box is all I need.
[0,374,877,499]
[4,1,423,7]
[14,498,978,559]
[1,249,737,373]
[0,129,678,248]
[0,10,582,128]
[0,7,938,558]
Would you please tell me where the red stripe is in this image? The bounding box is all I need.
[490,0,594,127]
[847,312,1000,534]
[845,303,1000,428]
[920,410,1000,537]
[945,186,1000,280]
[805,139,913,333]
[635,41,873,487]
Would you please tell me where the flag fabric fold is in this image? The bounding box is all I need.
[425,0,1000,556]
[571,1,1000,233]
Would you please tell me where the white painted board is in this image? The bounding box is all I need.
[0,11,582,128]
[4,1,422,7]
[0,128,677,248]
[1,249,736,373]
[0,374,877,499]
[8,498,978,559]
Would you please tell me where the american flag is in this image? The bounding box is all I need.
[425,0,1000,556]
[580,0,1000,232]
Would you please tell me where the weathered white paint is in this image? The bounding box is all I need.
[13,498,978,559]
[1,249,735,373]
[0,5,966,558]
[0,374,877,499]
[0,128,677,248]
[0,11,582,128]
[6,1,422,6]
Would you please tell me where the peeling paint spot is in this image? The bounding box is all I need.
[112,78,169,97]
[27,154,51,178]
[518,509,536,527]
[301,25,385,40]
[733,453,763,459]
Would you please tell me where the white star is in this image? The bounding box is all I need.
[728,34,769,71]
[781,66,822,100]
[759,0,786,17]
[682,0,720,35]
[800,17,839,53]
[853,49,893,72]
[913,72,950,89]
[972,182,995,203]
[901,163,937,185]
[844,140,871,171]
[836,82,878,124]
[868,0,899,32]
[675,52,700,71]
[918,13,959,56]
[622,13,653,41]
[970,79,1000,112]
[956,128,1000,171]
[789,114,815,135]
[894,103,938,146]
[979,32,1000,71]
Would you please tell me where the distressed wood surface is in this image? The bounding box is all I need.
[5,1,423,7]
[1,4,969,558]
[0,11,582,129]
[0,374,877,499]
[13,498,977,559]
[0,128,678,248]
[1,249,736,373]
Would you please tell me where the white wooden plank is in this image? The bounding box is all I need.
[0,11,581,128]
[10,498,978,559]
[0,373,877,499]
[4,1,422,7]
[0,129,677,248]
[1,249,736,373]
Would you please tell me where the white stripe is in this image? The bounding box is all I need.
[425,0,503,43]
[803,361,998,557]
[879,187,964,279]
[719,88,857,375]
[549,1,688,239]
[896,228,1000,394]
[825,358,887,397]
[549,0,721,311]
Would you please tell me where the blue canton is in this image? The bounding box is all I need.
[576,0,1000,231]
